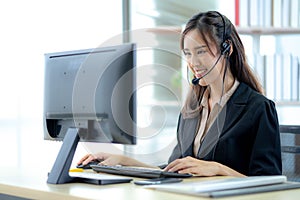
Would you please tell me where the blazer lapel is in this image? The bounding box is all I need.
[221,83,250,135]
[179,116,199,157]
[197,83,250,158]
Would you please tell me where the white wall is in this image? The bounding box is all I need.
[0,0,122,173]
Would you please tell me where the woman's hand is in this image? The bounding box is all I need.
[164,156,245,177]
[77,152,159,169]
[164,156,219,176]
[77,152,126,166]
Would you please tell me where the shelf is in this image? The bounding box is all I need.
[146,26,181,35]
[236,27,300,35]
[146,26,300,35]
[275,101,300,106]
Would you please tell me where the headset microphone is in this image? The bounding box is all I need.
[192,77,201,85]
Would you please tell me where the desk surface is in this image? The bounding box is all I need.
[1,168,300,200]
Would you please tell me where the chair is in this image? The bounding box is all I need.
[280,125,300,182]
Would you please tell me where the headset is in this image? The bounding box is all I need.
[218,11,231,56]
[192,11,230,85]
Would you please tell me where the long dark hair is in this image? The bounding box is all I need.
[181,11,263,118]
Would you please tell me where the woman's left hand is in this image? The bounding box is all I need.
[164,156,221,176]
[164,156,246,177]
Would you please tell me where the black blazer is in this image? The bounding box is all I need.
[168,83,282,176]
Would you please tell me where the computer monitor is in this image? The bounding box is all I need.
[44,43,136,184]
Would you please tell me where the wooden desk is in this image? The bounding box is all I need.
[1,168,300,200]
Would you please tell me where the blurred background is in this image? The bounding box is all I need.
[0,0,299,176]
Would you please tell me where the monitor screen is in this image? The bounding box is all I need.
[44,43,136,144]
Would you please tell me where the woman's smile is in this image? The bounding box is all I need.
[194,68,207,78]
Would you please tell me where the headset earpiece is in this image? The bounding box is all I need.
[221,41,230,55]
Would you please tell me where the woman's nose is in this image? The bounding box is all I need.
[190,55,201,68]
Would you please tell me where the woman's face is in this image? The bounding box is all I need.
[183,29,224,86]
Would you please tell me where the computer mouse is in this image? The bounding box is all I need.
[76,161,102,169]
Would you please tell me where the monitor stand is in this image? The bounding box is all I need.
[46,128,132,185]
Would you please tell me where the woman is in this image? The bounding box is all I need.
[78,11,282,177]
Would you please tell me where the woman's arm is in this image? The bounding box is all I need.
[248,100,282,175]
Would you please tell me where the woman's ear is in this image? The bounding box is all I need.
[228,40,233,56]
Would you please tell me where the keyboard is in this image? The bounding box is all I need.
[69,171,132,185]
[91,165,192,178]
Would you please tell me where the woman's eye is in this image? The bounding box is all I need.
[184,52,191,56]
[197,50,206,54]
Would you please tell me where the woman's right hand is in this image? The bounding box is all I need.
[77,152,159,169]
[77,152,126,166]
